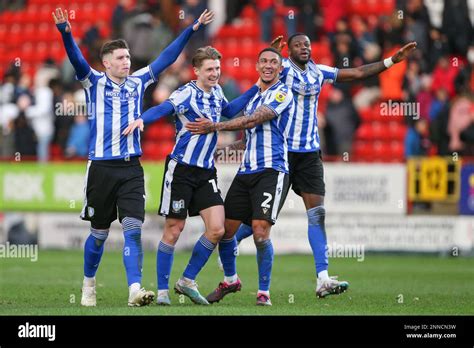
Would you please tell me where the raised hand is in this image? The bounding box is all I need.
[185,117,215,134]
[193,9,215,31]
[52,8,71,33]
[392,42,417,63]
[270,35,286,52]
[122,119,144,136]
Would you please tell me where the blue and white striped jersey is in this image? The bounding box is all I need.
[239,81,294,175]
[280,58,338,152]
[168,81,228,169]
[80,66,156,160]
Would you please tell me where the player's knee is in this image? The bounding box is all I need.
[91,228,109,246]
[163,219,185,244]
[206,224,225,241]
[251,221,270,243]
[307,205,325,225]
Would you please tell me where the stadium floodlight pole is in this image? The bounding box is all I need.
[52,6,215,307]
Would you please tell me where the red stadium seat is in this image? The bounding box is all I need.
[389,122,407,141]
[355,123,371,140]
[358,108,373,122]
[390,141,404,161]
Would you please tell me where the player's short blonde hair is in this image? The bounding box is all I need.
[192,46,222,68]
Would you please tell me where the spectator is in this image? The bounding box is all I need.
[65,115,89,158]
[447,95,474,154]
[325,87,360,155]
[442,0,473,56]
[429,87,449,121]
[352,43,381,110]
[428,28,449,71]
[380,43,407,101]
[403,0,431,58]
[416,74,433,120]
[405,118,430,157]
[431,56,459,98]
[24,75,55,162]
[455,45,474,95]
[13,95,37,158]
[179,0,208,55]
[424,0,444,29]
[256,0,274,42]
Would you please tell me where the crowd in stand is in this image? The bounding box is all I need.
[0,0,473,161]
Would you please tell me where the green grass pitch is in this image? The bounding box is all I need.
[1,250,473,315]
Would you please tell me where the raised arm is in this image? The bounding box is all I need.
[149,9,215,78]
[186,105,276,134]
[121,101,175,135]
[336,42,417,83]
[221,84,259,119]
[52,8,90,80]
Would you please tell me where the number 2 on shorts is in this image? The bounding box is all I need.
[261,192,272,208]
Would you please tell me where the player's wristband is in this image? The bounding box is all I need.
[383,57,394,68]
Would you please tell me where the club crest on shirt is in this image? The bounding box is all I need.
[275,91,287,103]
[88,206,95,217]
[172,199,185,213]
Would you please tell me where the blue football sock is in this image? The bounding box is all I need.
[157,241,174,290]
[218,237,237,277]
[255,239,273,291]
[235,223,253,243]
[307,206,328,277]
[183,235,216,280]
[83,228,108,277]
[122,217,143,286]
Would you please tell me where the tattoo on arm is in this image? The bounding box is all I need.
[216,105,276,131]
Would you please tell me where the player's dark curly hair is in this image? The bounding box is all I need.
[100,39,129,60]
[287,32,309,47]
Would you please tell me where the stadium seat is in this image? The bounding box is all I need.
[390,141,405,161]
[358,107,373,122]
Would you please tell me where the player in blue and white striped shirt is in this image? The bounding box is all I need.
[187,48,295,306]
[53,7,215,307]
[123,46,259,305]
[233,34,417,298]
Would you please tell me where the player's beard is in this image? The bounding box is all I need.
[291,54,310,66]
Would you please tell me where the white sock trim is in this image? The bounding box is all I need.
[83,276,95,287]
[129,282,141,294]
[257,290,270,296]
[224,274,238,284]
[318,270,329,280]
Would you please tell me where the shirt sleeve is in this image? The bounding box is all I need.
[140,101,175,125]
[317,64,338,84]
[262,85,294,117]
[168,85,192,114]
